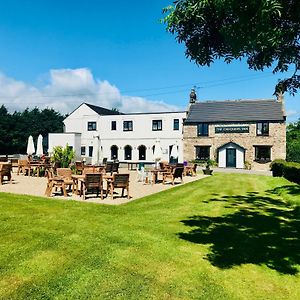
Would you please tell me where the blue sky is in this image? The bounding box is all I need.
[0,0,298,121]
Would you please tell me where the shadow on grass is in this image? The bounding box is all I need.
[178,188,300,274]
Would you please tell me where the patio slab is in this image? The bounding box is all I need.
[0,169,206,205]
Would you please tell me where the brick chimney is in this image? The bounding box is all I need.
[189,88,197,104]
[276,91,286,119]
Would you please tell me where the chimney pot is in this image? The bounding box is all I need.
[189,88,197,103]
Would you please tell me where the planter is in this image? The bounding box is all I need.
[203,169,213,175]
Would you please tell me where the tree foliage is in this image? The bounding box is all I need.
[0,105,64,155]
[286,119,300,162]
[163,0,300,94]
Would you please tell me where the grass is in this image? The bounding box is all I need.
[0,173,300,299]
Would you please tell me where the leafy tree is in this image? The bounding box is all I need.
[286,119,300,162]
[163,0,300,94]
[0,106,64,155]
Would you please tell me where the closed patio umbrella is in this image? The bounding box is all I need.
[92,136,99,165]
[170,142,179,159]
[26,135,35,156]
[36,134,43,157]
[153,139,163,168]
[99,145,104,163]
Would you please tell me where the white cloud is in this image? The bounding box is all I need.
[286,109,298,117]
[0,68,181,114]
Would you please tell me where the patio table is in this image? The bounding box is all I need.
[72,174,85,195]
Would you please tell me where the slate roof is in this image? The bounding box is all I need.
[85,103,123,115]
[185,100,285,123]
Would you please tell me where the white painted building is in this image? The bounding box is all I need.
[49,103,186,163]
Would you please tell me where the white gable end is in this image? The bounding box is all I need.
[64,103,100,133]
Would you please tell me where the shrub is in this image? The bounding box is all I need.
[283,162,300,184]
[270,159,286,177]
[51,145,75,168]
[244,161,251,170]
[270,159,300,184]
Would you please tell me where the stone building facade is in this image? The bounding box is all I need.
[183,98,286,171]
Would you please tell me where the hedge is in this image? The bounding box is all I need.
[270,160,300,184]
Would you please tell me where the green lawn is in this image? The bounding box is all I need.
[0,173,300,299]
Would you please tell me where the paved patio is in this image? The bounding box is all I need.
[0,168,206,205]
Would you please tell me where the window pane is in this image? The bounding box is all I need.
[123,121,133,131]
[263,122,269,135]
[81,146,86,156]
[255,146,271,161]
[152,120,162,131]
[197,123,209,136]
[195,146,210,160]
[124,146,132,160]
[88,122,96,131]
[173,119,179,130]
[89,146,93,157]
[111,121,116,130]
[111,146,118,160]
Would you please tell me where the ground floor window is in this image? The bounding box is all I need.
[195,146,210,161]
[124,145,132,160]
[255,146,271,162]
[138,145,146,160]
[81,146,86,156]
[111,145,118,160]
[89,146,93,157]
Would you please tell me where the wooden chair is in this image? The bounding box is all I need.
[0,163,12,185]
[159,161,169,170]
[75,161,84,174]
[112,162,119,174]
[106,174,130,199]
[192,163,197,176]
[22,160,34,176]
[83,166,96,174]
[105,162,114,175]
[17,159,25,175]
[98,166,105,174]
[163,167,184,185]
[57,168,74,192]
[80,173,103,200]
[185,164,198,176]
[45,169,67,197]
[10,158,19,172]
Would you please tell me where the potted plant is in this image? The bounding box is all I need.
[51,144,75,168]
[202,159,214,175]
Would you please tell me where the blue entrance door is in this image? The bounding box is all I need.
[226,149,236,168]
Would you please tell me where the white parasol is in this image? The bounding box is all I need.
[26,135,35,155]
[36,134,44,157]
[153,139,163,167]
[92,136,99,165]
[170,142,179,159]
